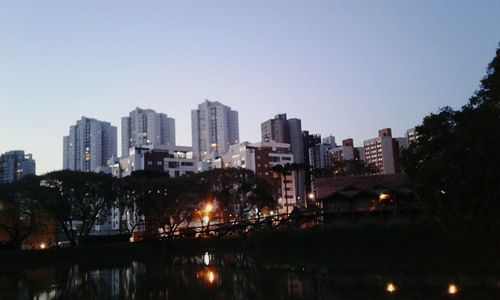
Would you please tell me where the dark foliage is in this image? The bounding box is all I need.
[401,44,500,233]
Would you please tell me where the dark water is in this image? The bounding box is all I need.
[1,250,499,299]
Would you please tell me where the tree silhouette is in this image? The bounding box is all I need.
[401,44,500,233]
[40,171,113,246]
[0,176,42,249]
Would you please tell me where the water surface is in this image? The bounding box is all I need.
[1,250,499,299]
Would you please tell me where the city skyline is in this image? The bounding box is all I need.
[1,1,500,174]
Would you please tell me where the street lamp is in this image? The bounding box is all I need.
[205,203,213,213]
[386,282,396,293]
[379,193,390,201]
[448,284,458,295]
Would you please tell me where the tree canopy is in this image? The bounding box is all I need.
[401,44,500,232]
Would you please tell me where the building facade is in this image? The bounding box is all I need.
[261,114,305,205]
[0,150,36,183]
[363,128,406,174]
[110,145,196,178]
[302,131,322,195]
[309,138,337,170]
[219,141,296,215]
[121,107,175,157]
[63,117,117,172]
[191,100,239,163]
[406,127,418,145]
[330,138,365,162]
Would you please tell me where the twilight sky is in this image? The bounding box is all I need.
[1,1,499,175]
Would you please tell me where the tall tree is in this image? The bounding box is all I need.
[41,171,113,246]
[197,168,278,221]
[140,176,200,240]
[271,164,293,214]
[0,176,42,249]
[401,44,500,232]
[113,176,145,237]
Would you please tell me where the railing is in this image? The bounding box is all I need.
[146,206,419,241]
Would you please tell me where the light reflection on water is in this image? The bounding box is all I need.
[0,252,496,299]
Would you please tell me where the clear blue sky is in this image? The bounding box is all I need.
[1,1,499,174]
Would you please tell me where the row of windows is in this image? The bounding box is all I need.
[146,160,195,168]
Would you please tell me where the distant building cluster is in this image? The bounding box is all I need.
[3,99,418,202]
[56,100,415,211]
[2,99,417,236]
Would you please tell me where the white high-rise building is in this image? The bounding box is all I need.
[191,100,239,162]
[63,117,117,172]
[121,107,175,157]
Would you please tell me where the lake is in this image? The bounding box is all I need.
[1,249,499,299]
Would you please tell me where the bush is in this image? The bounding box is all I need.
[243,221,450,250]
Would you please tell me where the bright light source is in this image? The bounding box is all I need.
[203,215,210,224]
[308,193,315,200]
[40,243,46,249]
[448,284,458,295]
[205,204,213,213]
[386,283,396,293]
[208,271,215,283]
[204,252,210,266]
[379,193,390,201]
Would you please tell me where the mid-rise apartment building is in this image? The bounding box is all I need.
[110,145,196,178]
[363,128,406,174]
[330,138,365,162]
[219,141,297,215]
[406,127,418,145]
[261,114,305,205]
[0,150,36,183]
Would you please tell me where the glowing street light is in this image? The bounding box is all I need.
[379,193,390,201]
[205,203,213,213]
[203,252,211,266]
[208,271,215,283]
[448,284,458,295]
[386,282,396,293]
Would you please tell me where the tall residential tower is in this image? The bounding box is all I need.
[121,107,175,157]
[63,117,117,172]
[191,100,239,162]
